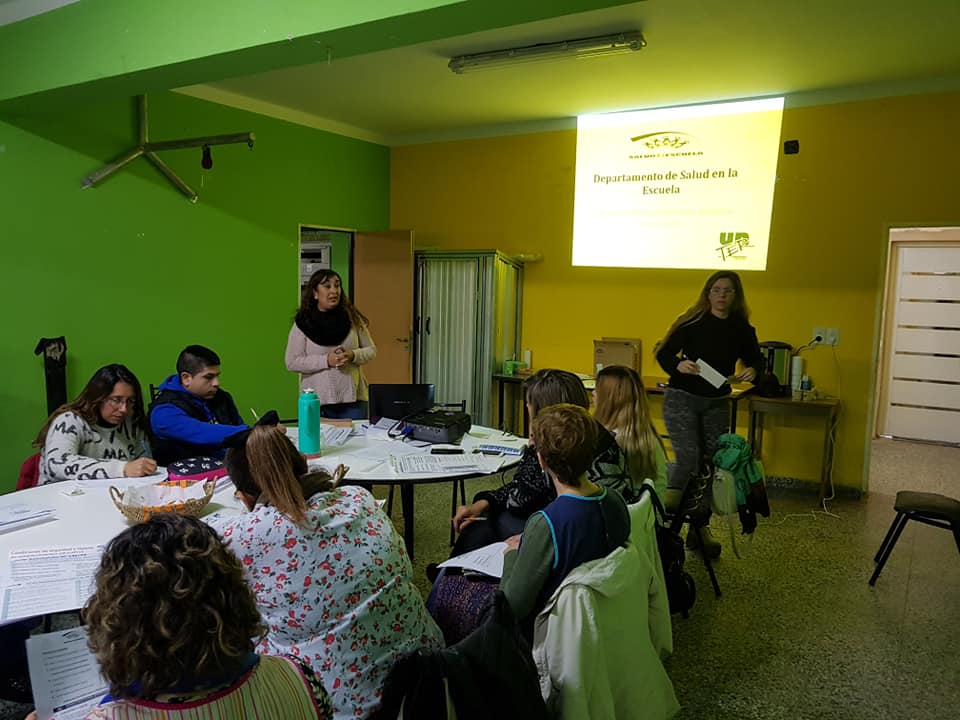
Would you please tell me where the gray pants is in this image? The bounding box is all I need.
[662,387,729,492]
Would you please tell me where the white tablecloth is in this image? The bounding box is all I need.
[0,424,525,588]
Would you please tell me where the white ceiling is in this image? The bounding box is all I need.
[179,0,960,146]
[0,0,79,27]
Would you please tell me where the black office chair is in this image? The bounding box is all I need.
[668,464,721,598]
[869,491,960,586]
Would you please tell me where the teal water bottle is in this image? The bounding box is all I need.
[298,389,321,454]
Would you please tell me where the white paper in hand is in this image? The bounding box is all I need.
[696,358,727,388]
[27,626,108,720]
[437,541,508,578]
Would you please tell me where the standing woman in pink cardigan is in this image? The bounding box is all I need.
[285,270,377,420]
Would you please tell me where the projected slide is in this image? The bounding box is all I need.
[572,97,784,270]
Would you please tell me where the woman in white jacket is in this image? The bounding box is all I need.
[285,270,377,420]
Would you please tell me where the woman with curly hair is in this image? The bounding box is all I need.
[285,269,377,420]
[35,363,155,483]
[218,424,443,720]
[82,513,333,719]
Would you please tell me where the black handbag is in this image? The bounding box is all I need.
[642,485,696,617]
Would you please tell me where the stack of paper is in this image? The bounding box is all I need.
[321,424,352,448]
[0,503,55,534]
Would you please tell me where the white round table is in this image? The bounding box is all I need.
[0,424,524,577]
[289,423,526,557]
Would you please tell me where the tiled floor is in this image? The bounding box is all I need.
[869,437,960,497]
[668,490,959,719]
[3,459,958,719]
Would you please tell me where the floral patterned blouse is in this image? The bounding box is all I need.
[219,486,443,720]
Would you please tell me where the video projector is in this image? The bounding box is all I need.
[404,408,472,444]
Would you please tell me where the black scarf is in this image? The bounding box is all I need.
[295,305,352,347]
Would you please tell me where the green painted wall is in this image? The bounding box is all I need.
[0,91,389,491]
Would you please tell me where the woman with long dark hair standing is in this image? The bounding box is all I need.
[655,271,763,557]
[35,363,155,483]
[285,270,377,420]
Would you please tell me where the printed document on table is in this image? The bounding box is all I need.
[0,503,55,534]
[75,468,168,489]
[9,545,103,583]
[392,454,505,475]
[438,542,509,578]
[0,545,103,623]
[321,424,352,448]
[364,417,398,440]
[696,358,727,388]
[0,576,97,624]
[308,456,384,475]
[350,442,425,462]
[389,454,482,475]
[27,626,108,720]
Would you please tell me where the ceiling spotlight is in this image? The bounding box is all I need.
[201,145,213,170]
[448,31,645,74]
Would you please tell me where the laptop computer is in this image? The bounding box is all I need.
[368,384,436,423]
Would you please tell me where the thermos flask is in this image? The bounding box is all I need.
[298,389,321,454]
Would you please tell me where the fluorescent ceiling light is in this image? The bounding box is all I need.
[448,32,645,74]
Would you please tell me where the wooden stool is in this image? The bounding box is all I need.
[869,491,960,586]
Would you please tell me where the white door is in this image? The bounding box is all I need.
[880,234,960,444]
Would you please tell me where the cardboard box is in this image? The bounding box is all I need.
[593,337,642,375]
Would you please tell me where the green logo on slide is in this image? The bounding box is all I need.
[628,132,703,160]
[717,232,750,261]
[630,132,695,150]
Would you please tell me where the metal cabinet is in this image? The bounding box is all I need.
[414,251,522,426]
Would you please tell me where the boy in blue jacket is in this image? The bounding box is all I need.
[148,345,248,465]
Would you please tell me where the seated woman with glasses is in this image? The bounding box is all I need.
[80,513,333,719]
[35,363,156,483]
[593,365,668,497]
[217,424,443,719]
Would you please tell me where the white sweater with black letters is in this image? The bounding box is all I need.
[40,411,148,484]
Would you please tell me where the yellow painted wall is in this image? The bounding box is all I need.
[391,91,960,490]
